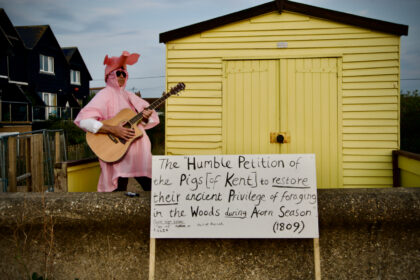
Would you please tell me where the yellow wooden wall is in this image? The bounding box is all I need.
[164,11,401,188]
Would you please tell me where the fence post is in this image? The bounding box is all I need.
[0,139,4,192]
[55,131,61,163]
[25,137,32,192]
[7,137,17,192]
[54,161,68,192]
[31,133,45,192]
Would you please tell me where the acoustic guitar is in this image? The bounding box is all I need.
[86,82,185,163]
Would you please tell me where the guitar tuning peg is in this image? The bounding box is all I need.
[162,91,166,96]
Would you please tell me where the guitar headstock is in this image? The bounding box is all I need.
[169,82,186,96]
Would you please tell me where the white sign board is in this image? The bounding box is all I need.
[151,154,318,238]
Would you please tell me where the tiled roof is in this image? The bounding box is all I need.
[62,47,77,62]
[15,25,49,49]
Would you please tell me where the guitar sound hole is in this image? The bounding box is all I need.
[108,134,119,143]
[119,122,132,144]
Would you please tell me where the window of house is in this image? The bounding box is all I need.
[70,69,81,85]
[39,54,54,74]
[42,92,57,119]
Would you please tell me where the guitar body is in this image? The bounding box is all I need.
[85,82,185,163]
[86,108,143,163]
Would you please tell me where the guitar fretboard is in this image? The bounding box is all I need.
[128,84,183,125]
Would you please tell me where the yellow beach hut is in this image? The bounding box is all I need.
[159,0,408,188]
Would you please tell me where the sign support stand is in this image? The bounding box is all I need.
[149,238,156,280]
[148,238,321,280]
[149,154,320,279]
[313,238,321,280]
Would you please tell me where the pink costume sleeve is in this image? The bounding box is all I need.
[74,89,110,129]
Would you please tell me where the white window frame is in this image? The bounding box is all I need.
[42,92,57,119]
[70,69,81,85]
[39,54,54,74]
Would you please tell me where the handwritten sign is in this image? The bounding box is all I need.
[151,154,318,238]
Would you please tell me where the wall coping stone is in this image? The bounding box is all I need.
[0,188,418,228]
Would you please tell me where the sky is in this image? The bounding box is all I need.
[1,0,419,97]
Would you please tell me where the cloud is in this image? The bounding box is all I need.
[44,7,76,22]
[357,9,369,16]
[1,0,419,95]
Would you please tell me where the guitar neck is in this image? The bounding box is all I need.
[129,92,171,125]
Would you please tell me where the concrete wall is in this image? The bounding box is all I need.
[0,188,418,280]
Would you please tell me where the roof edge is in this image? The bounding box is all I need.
[159,1,278,43]
[159,0,408,43]
[0,9,26,48]
[284,1,408,36]
[62,46,78,50]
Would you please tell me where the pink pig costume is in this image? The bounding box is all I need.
[74,51,159,192]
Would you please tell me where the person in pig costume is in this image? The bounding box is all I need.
[74,51,160,192]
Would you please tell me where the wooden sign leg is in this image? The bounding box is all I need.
[313,238,321,280]
[149,238,156,280]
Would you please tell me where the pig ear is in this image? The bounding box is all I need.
[103,55,109,65]
[126,53,140,65]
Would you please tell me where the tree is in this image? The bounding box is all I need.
[400,90,420,153]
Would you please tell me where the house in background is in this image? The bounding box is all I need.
[160,0,408,188]
[62,47,92,106]
[0,8,40,133]
[0,10,27,86]
[0,9,91,132]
